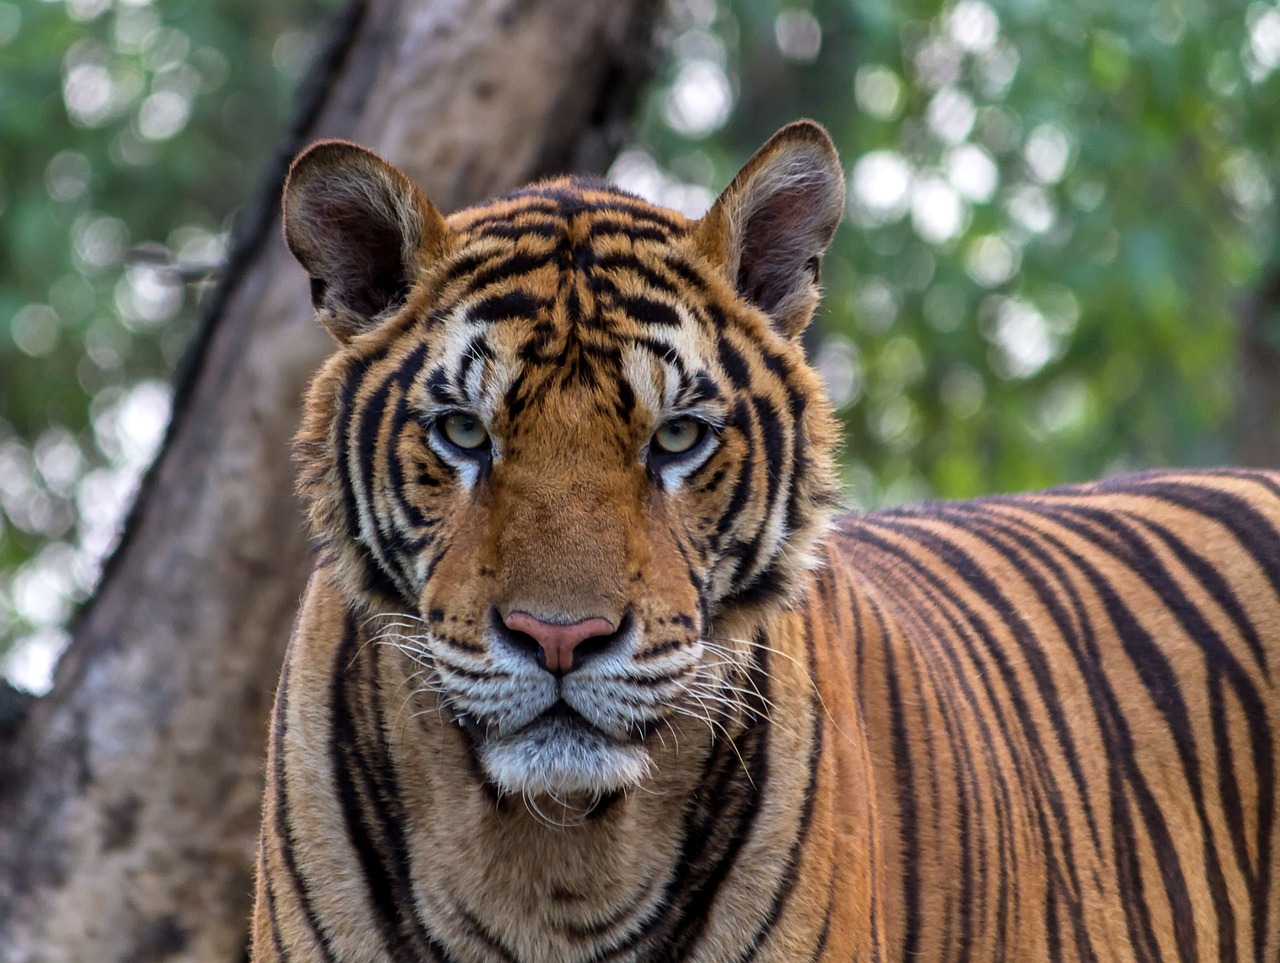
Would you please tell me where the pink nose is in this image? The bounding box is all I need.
[503,612,617,675]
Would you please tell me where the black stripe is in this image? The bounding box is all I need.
[458,252,552,302]
[454,334,495,391]
[354,374,417,601]
[1107,477,1280,623]
[452,904,519,962]
[733,611,826,960]
[968,505,1196,962]
[873,592,922,959]
[610,293,682,327]
[331,614,456,961]
[465,290,545,324]
[588,217,670,242]
[330,622,415,958]
[1043,501,1269,960]
[591,252,683,298]
[611,645,771,958]
[843,511,1112,958]
[475,220,560,240]
[717,337,751,390]
[714,401,757,544]
[271,655,341,963]
[660,254,714,295]
[259,830,289,961]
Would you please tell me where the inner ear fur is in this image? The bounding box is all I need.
[283,140,449,342]
[694,120,845,340]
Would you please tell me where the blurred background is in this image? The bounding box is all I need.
[2,0,1278,694]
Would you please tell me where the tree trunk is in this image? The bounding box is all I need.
[0,1,659,959]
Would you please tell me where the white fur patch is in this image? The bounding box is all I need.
[478,716,651,797]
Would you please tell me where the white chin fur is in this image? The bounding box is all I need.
[478,717,651,797]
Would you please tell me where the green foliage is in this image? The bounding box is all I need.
[0,0,336,686]
[630,0,1276,505]
[2,0,1276,688]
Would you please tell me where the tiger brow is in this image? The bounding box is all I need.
[423,366,464,406]
[679,371,723,407]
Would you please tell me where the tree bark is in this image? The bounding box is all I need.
[0,1,659,959]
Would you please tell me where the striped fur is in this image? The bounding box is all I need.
[254,123,1280,961]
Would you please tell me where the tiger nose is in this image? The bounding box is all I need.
[502,612,618,675]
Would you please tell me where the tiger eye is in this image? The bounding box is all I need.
[653,418,702,455]
[441,413,489,451]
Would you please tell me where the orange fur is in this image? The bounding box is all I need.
[254,123,1280,961]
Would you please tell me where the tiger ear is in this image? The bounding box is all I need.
[283,140,449,342]
[694,121,845,340]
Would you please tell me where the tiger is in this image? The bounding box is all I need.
[252,119,1280,962]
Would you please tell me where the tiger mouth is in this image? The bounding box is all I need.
[459,700,654,797]
[454,699,656,747]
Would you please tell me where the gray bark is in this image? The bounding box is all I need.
[0,0,659,959]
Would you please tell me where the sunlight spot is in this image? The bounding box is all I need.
[96,380,172,468]
[4,630,71,695]
[1023,123,1073,184]
[911,175,967,244]
[947,0,999,53]
[72,214,128,275]
[45,150,92,203]
[850,151,912,226]
[926,86,976,145]
[607,149,713,217]
[940,364,985,419]
[775,9,822,62]
[663,60,733,138]
[855,65,903,120]
[65,0,110,22]
[1247,4,1280,81]
[946,143,998,202]
[63,62,115,126]
[913,36,962,90]
[1222,150,1273,212]
[982,295,1068,378]
[814,335,863,409]
[115,264,183,327]
[138,90,191,141]
[856,278,899,334]
[10,304,60,358]
[1005,184,1056,234]
[966,234,1020,287]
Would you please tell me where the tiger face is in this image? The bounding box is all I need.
[284,122,844,800]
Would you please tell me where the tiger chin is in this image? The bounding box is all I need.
[253,121,1280,963]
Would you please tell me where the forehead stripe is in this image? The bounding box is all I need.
[716,338,751,390]
[609,294,682,328]
[459,252,552,299]
[659,254,711,291]
[507,189,685,231]
[461,201,565,227]
[588,219,670,243]
[591,253,682,299]
[424,367,458,405]
[476,221,560,241]
[455,335,495,390]
[466,291,547,325]
[687,371,723,405]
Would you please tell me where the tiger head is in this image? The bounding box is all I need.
[285,122,844,801]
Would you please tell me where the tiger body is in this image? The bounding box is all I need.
[254,122,1280,961]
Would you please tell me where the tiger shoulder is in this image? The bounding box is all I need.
[252,120,1280,962]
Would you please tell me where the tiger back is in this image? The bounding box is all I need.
[253,120,1280,962]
